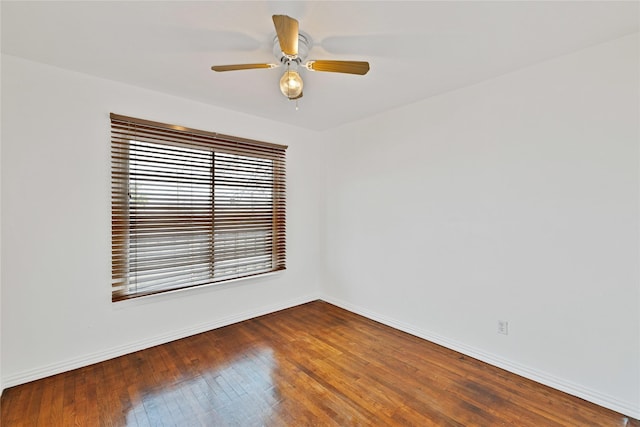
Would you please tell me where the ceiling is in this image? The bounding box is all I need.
[2,1,638,131]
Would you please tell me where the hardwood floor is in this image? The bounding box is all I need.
[1,300,637,426]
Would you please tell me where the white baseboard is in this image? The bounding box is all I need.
[2,294,320,391]
[4,294,638,420]
[322,295,640,420]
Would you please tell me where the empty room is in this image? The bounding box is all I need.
[1,1,639,425]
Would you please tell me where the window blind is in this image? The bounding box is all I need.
[111,113,286,301]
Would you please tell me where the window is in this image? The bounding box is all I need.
[111,113,286,301]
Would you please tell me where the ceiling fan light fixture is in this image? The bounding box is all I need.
[211,15,369,103]
[279,69,303,99]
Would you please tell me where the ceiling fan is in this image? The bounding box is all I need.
[211,15,370,101]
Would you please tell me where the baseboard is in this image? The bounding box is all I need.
[4,293,638,419]
[322,295,640,420]
[2,294,320,391]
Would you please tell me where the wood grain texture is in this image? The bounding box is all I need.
[272,15,298,56]
[2,301,637,426]
[308,60,370,75]
[211,63,276,72]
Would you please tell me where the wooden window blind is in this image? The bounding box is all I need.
[111,113,286,301]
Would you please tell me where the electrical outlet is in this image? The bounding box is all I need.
[498,320,509,335]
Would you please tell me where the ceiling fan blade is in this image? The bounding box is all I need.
[272,15,299,56]
[306,60,370,75]
[211,63,277,72]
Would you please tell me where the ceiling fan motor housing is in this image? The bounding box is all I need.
[273,32,311,65]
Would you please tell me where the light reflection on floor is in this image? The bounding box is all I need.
[125,346,279,425]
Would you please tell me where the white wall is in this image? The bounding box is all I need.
[0,54,323,388]
[0,12,3,393]
[321,34,640,417]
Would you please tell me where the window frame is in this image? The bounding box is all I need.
[111,113,287,302]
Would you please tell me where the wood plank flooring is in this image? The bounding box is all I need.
[1,300,637,426]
